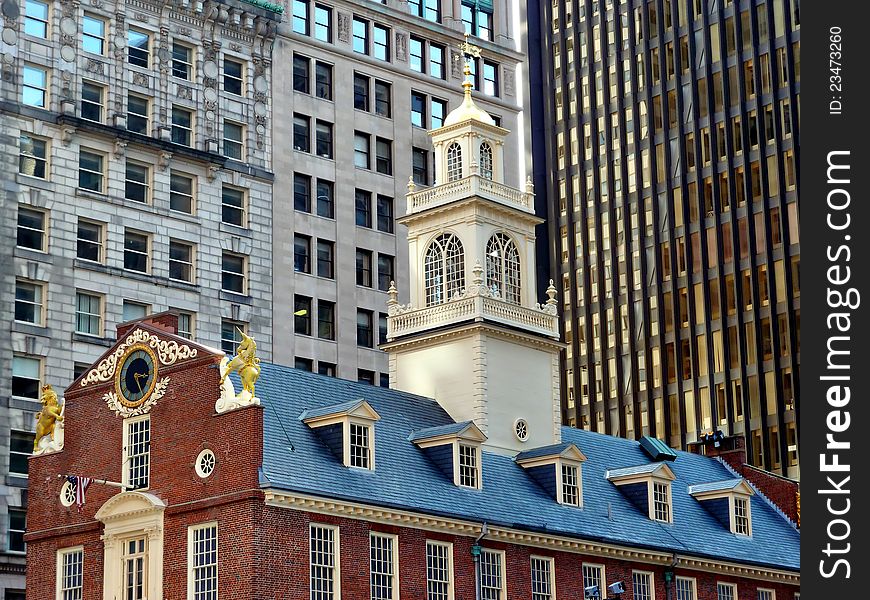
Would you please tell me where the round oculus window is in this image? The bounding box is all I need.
[60,480,76,507]
[195,449,216,478]
[514,418,530,442]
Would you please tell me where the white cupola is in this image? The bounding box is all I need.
[383,48,566,454]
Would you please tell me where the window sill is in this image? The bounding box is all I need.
[72,332,115,347]
[75,187,109,201]
[16,173,53,189]
[12,246,50,261]
[11,321,48,336]
[220,290,252,304]
[5,475,29,489]
[219,222,252,237]
[6,396,41,411]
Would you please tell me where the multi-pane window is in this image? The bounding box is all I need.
[485,233,521,304]
[294,295,312,335]
[530,556,554,600]
[357,249,373,287]
[413,148,430,185]
[294,55,311,93]
[8,509,26,553]
[189,524,218,600]
[370,533,395,599]
[373,24,390,61]
[295,357,314,372]
[128,29,150,67]
[223,121,244,160]
[376,195,393,233]
[17,206,46,251]
[171,172,195,214]
[12,355,41,400]
[652,481,671,522]
[357,309,374,348]
[354,133,371,169]
[79,149,105,192]
[411,91,426,128]
[22,64,48,108]
[318,300,335,340]
[425,233,465,306]
[353,17,368,54]
[221,252,246,294]
[125,161,150,203]
[432,98,447,128]
[77,220,104,262]
[410,36,424,73]
[409,37,445,79]
[426,541,452,600]
[172,106,193,146]
[479,550,503,599]
[429,43,445,79]
[122,538,147,600]
[169,240,194,282]
[377,254,394,292]
[124,230,149,273]
[24,0,49,38]
[447,143,462,181]
[757,590,775,600]
[127,94,150,135]
[318,362,336,377]
[375,80,391,117]
[458,443,479,488]
[19,134,47,178]
[633,572,654,600]
[462,0,493,40]
[10,431,34,475]
[315,120,333,158]
[717,583,736,600]
[583,565,604,598]
[294,114,311,152]
[409,0,441,22]
[122,300,148,322]
[375,138,393,175]
[317,179,334,218]
[317,240,334,279]
[124,416,151,489]
[379,313,388,345]
[479,142,493,179]
[59,547,84,600]
[354,73,370,111]
[14,279,44,325]
[314,4,332,41]
[294,235,311,273]
[295,174,312,212]
[292,0,309,34]
[675,577,696,600]
[350,423,372,469]
[220,320,245,354]
[222,186,245,226]
[561,463,580,505]
[172,42,193,79]
[734,497,750,535]
[81,81,104,122]
[224,58,244,95]
[315,61,332,99]
[310,525,338,600]
[176,311,194,339]
[481,60,499,96]
[356,189,372,227]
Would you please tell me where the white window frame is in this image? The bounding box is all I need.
[123,229,151,274]
[169,239,196,283]
[455,442,481,489]
[221,251,247,295]
[716,582,737,600]
[479,549,505,600]
[650,479,672,523]
[369,532,398,600]
[425,540,453,600]
[76,219,105,263]
[732,495,752,536]
[75,291,103,336]
[24,0,50,39]
[80,80,105,122]
[187,522,218,600]
[23,63,48,108]
[223,120,245,160]
[12,354,42,401]
[582,563,605,599]
[757,589,776,600]
[122,414,151,490]
[170,171,196,215]
[176,311,195,339]
[19,133,48,179]
[78,148,106,193]
[121,536,149,600]
[14,278,45,326]
[348,420,373,470]
[56,546,84,600]
[675,576,697,600]
[558,461,582,506]
[310,523,340,600]
[530,555,555,600]
[632,570,655,600]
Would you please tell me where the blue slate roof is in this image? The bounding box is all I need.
[515,442,576,461]
[606,463,672,479]
[688,479,748,494]
[408,421,475,442]
[299,398,368,421]
[252,363,800,572]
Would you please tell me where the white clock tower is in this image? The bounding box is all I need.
[383,49,565,454]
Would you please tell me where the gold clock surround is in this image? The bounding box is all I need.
[114,343,159,408]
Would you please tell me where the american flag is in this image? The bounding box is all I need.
[66,476,92,511]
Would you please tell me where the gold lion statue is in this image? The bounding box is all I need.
[220,329,261,397]
[34,384,64,452]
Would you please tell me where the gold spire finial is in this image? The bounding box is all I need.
[458,34,482,96]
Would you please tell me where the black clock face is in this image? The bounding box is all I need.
[118,348,156,406]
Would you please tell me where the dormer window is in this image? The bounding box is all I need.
[607,462,676,523]
[301,399,381,470]
[516,443,587,506]
[689,479,755,536]
[446,142,462,181]
[410,421,487,489]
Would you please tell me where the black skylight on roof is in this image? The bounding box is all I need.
[639,436,678,462]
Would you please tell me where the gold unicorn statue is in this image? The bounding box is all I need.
[220,329,261,397]
[34,384,64,452]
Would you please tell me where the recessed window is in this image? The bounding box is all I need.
[316,179,334,218]
[355,189,372,227]
[370,534,396,597]
[15,279,44,325]
[432,97,447,128]
[358,369,375,385]
[122,300,149,322]
[482,60,499,96]
[375,138,392,175]
[221,252,247,294]
[530,556,554,600]
[194,451,216,479]
[376,195,393,233]
[315,61,332,99]
[314,4,332,41]
[377,254,394,292]
[357,309,374,348]
[373,24,390,61]
[17,206,46,251]
[652,481,672,522]
[293,114,310,152]
[294,234,311,273]
[294,295,312,335]
[458,443,480,488]
[424,233,465,306]
[58,547,84,598]
[462,0,493,40]
[379,313,388,345]
[76,219,104,263]
[316,240,334,279]
[176,311,195,340]
[485,233,521,304]
[124,415,151,490]
[413,147,430,185]
[354,73,370,111]
[295,357,313,371]
[128,29,150,67]
[221,185,245,226]
[374,80,391,117]
[169,239,194,282]
[354,132,370,169]
[318,362,336,377]
[634,572,655,600]
[426,541,453,599]
[734,496,751,535]
[223,120,244,160]
[19,134,47,178]
[317,300,335,340]
[410,36,424,73]
[675,577,696,600]
[717,583,736,600]
[12,355,41,400]
[561,463,580,506]
[123,230,150,273]
[221,320,246,354]
[479,142,494,180]
[82,16,105,53]
[23,64,48,108]
[356,249,373,287]
[188,523,218,599]
[757,589,776,600]
[172,42,193,80]
[294,173,311,212]
[309,525,338,598]
[125,161,150,203]
[224,58,244,95]
[583,565,604,599]
[411,91,426,128]
[127,94,150,135]
[8,508,26,553]
[315,120,333,158]
[24,0,49,38]
[353,16,368,54]
[349,423,372,469]
[170,172,195,214]
[81,81,104,122]
[447,143,463,181]
[171,106,193,146]
[479,550,504,596]
[10,431,35,476]
[292,0,309,34]
[429,43,445,79]
[293,55,310,93]
[78,149,105,193]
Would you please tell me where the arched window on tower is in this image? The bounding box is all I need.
[479,141,494,180]
[424,233,466,306]
[446,143,463,182]
[486,233,521,304]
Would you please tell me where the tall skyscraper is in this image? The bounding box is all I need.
[529,0,800,478]
[0,0,526,594]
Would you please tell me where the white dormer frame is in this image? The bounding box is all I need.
[689,480,756,536]
[412,422,487,490]
[607,463,677,523]
[302,400,382,470]
[515,444,587,507]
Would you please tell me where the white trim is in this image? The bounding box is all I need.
[530,554,555,600]
[369,532,399,600]
[632,570,656,600]
[716,581,738,600]
[675,576,697,600]
[195,448,217,479]
[310,523,341,600]
[56,545,84,600]
[425,540,454,600]
[122,414,151,490]
[582,562,606,599]
[187,521,219,600]
[479,548,506,598]
[454,442,482,489]
[756,589,776,600]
